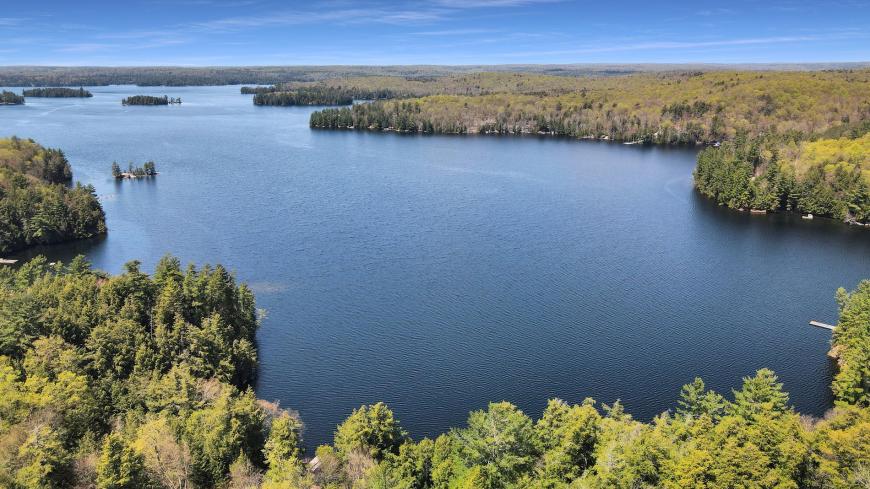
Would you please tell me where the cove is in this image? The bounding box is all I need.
[2,85,869,447]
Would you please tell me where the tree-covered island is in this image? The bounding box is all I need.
[22,87,92,98]
[112,161,157,179]
[0,91,25,105]
[122,95,182,106]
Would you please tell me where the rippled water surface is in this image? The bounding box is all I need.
[2,85,869,446]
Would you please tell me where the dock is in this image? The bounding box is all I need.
[0,258,18,265]
[810,320,836,331]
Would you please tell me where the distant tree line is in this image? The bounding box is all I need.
[0,137,106,253]
[0,91,24,105]
[122,95,182,106]
[241,86,279,94]
[0,64,680,87]
[310,103,468,134]
[22,87,92,98]
[253,87,355,106]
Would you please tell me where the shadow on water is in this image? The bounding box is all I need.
[8,235,108,265]
[691,191,870,245]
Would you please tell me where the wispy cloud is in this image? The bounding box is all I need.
[500,33,869,58]
[189,7,448,32]
[410,28,500,36]
[433,0,558,7]
[0,17,24,26]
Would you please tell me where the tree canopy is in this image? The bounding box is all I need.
[0,137,106,254]
[22,88,92,98]
[0,254,868,488]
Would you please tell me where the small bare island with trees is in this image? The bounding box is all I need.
[121,95,181,106]
[112,160,157,179]
[0,91,24,105]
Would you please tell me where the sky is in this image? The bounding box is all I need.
[1,0,869,66]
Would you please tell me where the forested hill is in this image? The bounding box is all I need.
[0,137,106,253]
[310,70,870,143]
[1,255,869,488]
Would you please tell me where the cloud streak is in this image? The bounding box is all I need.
[499,33,870,58]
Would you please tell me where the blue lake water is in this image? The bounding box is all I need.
[2,85,869,447]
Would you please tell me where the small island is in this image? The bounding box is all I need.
[23,87,93,97]
[0,90,24,105]
[112,160,158,179]
[121,95,181,106]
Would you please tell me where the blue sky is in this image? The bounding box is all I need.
[1,0,869,65]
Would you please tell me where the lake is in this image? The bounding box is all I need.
[2,85,869,447]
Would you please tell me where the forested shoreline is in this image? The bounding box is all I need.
[0,137,106,254]
[694,131,870,223]
[0,255,868,488]
[309,71,870,142]
[305,70,870,223]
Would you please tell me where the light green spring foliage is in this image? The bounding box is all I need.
[311,70,870,142]
[694,132,870,222]
[334,402,406,461]
[0,255,262,488]
[96,433,149,489]
[832,280,870,406]
[0,136,106,253]
[1,258,869,488]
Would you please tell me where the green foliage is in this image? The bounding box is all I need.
[0,91,24,105]
[262,410,305,484]
[241,86,278,95]
[121,95,181,106]
[96,433,150,489]
[0,137,105,253]
[1,249,869,488]
[535,398,601,482]
[831,280,870,406]
[253,86,355,106]
[454,401,539,488]
[114,161,157,179]
[334,402,406,461]
[0,136,72,183]
[310,70,870,142]
[0,255,261,488]
[694,134,870,222]
[22,87,92,98]
[729,368,791,420]
[676,377,726,420]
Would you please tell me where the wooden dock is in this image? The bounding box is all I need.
[0,258,18,265]
[810,320,836,331]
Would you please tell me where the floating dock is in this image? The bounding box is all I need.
[810,320,836,331]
